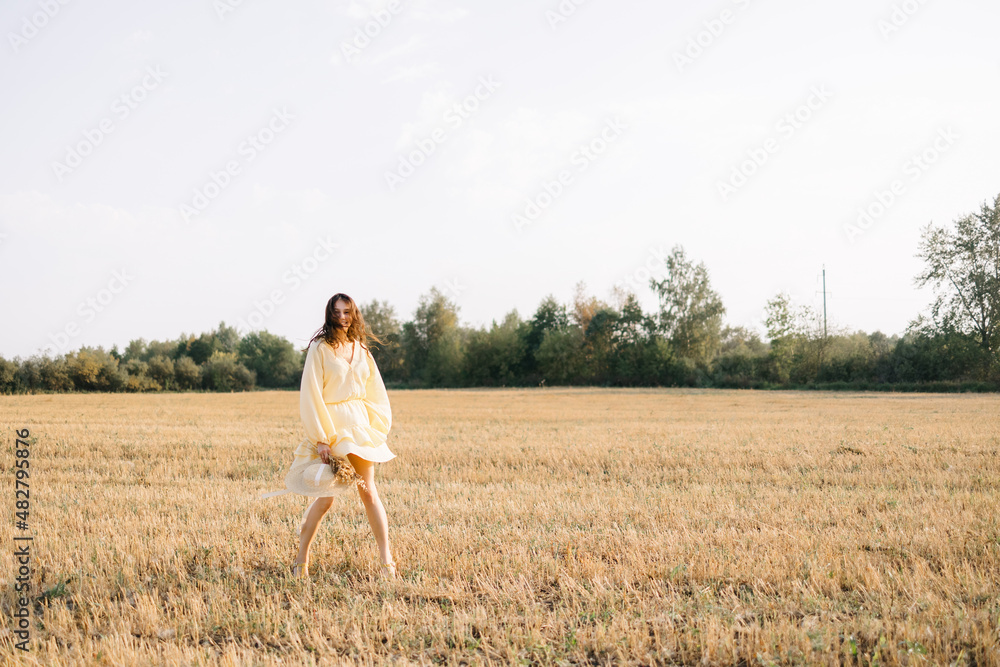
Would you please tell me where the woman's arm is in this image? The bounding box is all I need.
[300,341,336,446]
[362,348,392,436]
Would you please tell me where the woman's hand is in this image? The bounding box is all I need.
[317,443,332,464]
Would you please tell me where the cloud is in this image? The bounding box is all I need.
[338,0,470,23]
[436,7,469,23]
[380,61,439,84]
[341,0,383,20]
[392,88,454,150]
[494,107,599,183]
[250,184,331,212]
[0,191,151,235]
[370,33,424,65]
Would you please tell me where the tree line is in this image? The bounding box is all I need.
[3,191,998,393]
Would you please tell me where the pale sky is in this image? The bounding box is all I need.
[2,0,997,359]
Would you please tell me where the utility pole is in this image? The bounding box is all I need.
[822,265,828,339]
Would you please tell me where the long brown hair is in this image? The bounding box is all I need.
[303,293,385,354]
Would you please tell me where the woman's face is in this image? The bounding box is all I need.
[332,300,352,329]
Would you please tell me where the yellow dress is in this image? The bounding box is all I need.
[260,338,395,504]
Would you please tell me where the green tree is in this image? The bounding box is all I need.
[186,334,217,366]
[178,322,241,366]
[520,294,571,383]
[891,320,984,382]
[146,339,180,361]
[650,245,726,367]
[359,299,404,382]
[462,310,528,386]
[237,331,299,387]
[147,355,176,390]
[174,356,202,390]
[202,351,255,392]
[583,306,618,384]
[762,292,833,384]
[613,292,654,347]
[914,191,1000,379]
[609,293,664,386]
[214,321,241,354]
[15,357,42,392]
[122,338,148,363]
[67,348,104,389]
[570,281,607,332]
[67,347,125,391]
[567,282,612,383]
[712,325,767,388]
[124,359,160,392]
[0,356,16,393]
[535,325,586,386]
[763,292,802,384]
[39,356,73,392]
[530,295,571,342]
[763,292,801,341]
[402,287,463,386]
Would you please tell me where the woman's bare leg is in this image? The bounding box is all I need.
[295,496,334,567]
[346,453,393,567]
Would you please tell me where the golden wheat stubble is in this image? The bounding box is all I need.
[0,388,997,666]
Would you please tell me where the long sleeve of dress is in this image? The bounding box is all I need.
[362,348,392,437]
[300,341,336,446]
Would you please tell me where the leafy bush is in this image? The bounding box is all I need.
[174,356,202,390]
[202,351,255,392]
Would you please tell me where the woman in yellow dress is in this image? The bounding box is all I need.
[261,293,397,580]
